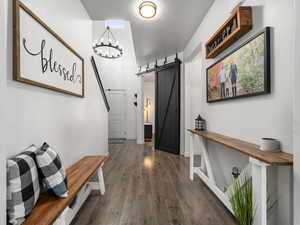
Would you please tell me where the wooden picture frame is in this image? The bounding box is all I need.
[206,27,271,103]
[205,7,252,59]
[13,0,84,97]
[91,56,110,112]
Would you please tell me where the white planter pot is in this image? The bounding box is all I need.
[260,138,281,152]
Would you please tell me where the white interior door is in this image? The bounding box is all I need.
[107,90,126,139]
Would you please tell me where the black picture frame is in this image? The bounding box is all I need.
[91,56,110,112]
[206,27,271,103]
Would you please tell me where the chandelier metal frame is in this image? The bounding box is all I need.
[93,26,123,59]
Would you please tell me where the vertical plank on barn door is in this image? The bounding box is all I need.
[155,59,181,155]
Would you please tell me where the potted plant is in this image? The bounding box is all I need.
[230,176,277,225]
[230,176,256,225]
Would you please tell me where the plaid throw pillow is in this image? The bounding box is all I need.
[36,143,69,198]
[7,145,40,225]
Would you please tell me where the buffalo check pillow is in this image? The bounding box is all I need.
[7,145,40,225]
[36,143,69,198]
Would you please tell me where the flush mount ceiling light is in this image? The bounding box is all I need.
[139,1,157,19]
[93,26,123,59]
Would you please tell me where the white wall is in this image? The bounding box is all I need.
[294,0,299,224]
[184,0,295,224]
[144,79,155,128]
[0,0,109,223]
[0,1,7,225]
[93,21,138,140]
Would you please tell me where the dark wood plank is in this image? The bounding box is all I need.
[23,156,107,225]
[71,141,236,225]
[188,129,293,165]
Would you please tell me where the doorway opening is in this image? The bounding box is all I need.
[107,89,127,144]
[140,59,181,155]
[143,72,156,146]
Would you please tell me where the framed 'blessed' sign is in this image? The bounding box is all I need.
[13,0,84,97]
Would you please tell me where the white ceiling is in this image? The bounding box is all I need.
[81,0,214,66]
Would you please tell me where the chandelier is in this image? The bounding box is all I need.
[93,26,123,59]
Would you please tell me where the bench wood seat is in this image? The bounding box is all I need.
[23,156,107,225]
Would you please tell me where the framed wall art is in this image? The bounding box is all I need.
[13,0,84,97]
[91,56,110,112]
[207,27,271,103]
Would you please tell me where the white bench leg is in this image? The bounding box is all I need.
[53,208,68,225]
[97,165,105,195]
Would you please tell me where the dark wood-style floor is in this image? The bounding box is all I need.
[71,141,236,225]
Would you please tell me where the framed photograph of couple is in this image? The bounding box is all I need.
[206,27,271,103]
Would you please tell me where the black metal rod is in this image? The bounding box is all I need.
[136,55,181,76]
[136,67,156,76]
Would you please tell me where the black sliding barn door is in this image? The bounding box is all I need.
[155,59,181,155]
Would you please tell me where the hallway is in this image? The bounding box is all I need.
[71,141,236,225]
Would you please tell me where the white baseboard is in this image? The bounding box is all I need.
[137,140,145,144]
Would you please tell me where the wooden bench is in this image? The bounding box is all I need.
[23,156,107,225]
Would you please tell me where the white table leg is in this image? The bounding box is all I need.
[250,157,268,225]
[198,136,216,185]
[97,165,105,195]
[190,134,194,181]
[200,151,206,172]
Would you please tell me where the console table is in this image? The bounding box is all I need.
[188,129,293,225]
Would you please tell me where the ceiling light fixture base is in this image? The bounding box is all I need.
[139,1,157,19]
